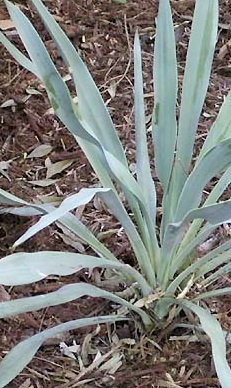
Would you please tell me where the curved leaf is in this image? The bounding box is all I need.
[0,251,151,295]
[0,283,152,327]
[13,188,109,247]
[183,301,231,388]
[0,315,127,388]
[200,90,231,158]
[28,0,127,167]
[160,199,231,284]
[175,139,231,221]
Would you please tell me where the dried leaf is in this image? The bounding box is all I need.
[18,378,33,388]
[98,351,123,374]
[60,340,80,359]
[0,99,17,108]
[107,82,117,99]
[26,86,43,95]
[0,160,12,181]
[0,19,15,31]
[46,159,75,178]
[0,285,10,302]
[27,144,52,158]
[97,229,119,242]
[218,38,231,60]
[37,194,62,206]
[27,179,57,187]
[55,231,85,253]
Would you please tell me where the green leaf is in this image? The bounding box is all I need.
[99,190,157,287]
[13,188,109,247]
[0,29,38,76]
[166,236,231,294]
[152,0,177,191]
[168,0,218,220]
[0,188,29,206]
[196,240,231,280]
[3,0,100,148]
[0,315,127,388]
[176,165,231,258]
[195,287,231,300]
[134,31,156,223]
[102,151,160,271]
[159,199,231,285]
[201,261,231,287]
[183,301,231,388]
[0,282,152,327]
[175,139,231,221]
[29,0,127,167]
[3,0,129,225]
[199,91,231,158]
[0,251,151,295]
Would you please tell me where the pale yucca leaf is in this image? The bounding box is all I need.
[179,97,231,249]
[168,0,218,220]
[2,1,117,195]
[99,191,157,286]
[0,186,156,286]
[199,91,231,158]
[62,190,154,278]
[177,165,231,258]
[0,251,152,295]
[175,139,231,222]
[159,200,231,285]
[134,31,156,224]
[1,2,154,261]
[13,188,109,248]
[0,206,42,216]
[1,203,119,262]
[2,0,154,267]
[166,238,231,295]
[104,150,148,203]
[152,0,177,192]
[3,2,99,147]
[200,261,231,287]
[0,188,30,206]
[182,301,231,387]
[0,30,37,76]
[103,150,159,266]
[27,0,127,166]
[171,225,215,273]
[134,32,159,266]
[4,185,156,286]
[175,0,218,182]
[195,241,231,280]
[0,187,119,263]
[4,0,150,242]
[0,315,127,388]
[0,283,152,327]
[57,211,119,262]
[194,287,231,300]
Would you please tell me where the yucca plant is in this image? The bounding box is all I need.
[1,0,231,386]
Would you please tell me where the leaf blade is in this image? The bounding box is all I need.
[152,0,177,191]
[0,315,127,388]
[183,301,231,388]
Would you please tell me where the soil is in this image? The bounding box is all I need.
[0,0,231,387]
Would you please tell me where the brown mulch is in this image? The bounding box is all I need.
[1,0,231,387]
